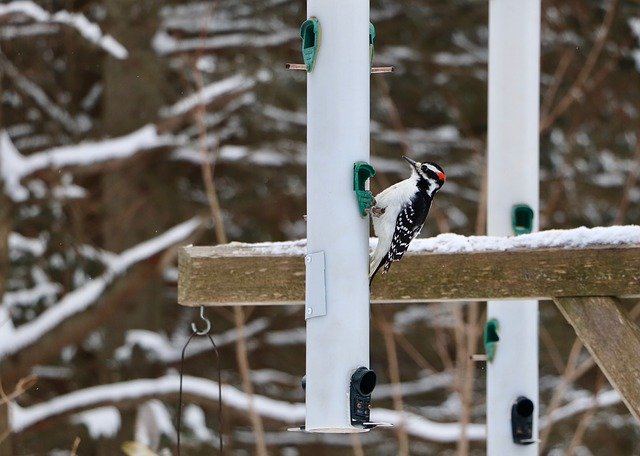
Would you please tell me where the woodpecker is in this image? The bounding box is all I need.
[369,156,446,282]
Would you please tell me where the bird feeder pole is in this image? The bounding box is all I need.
[304,0,372,432]
[486,0,541,453]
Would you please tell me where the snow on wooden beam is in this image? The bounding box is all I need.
[178,227,640,306]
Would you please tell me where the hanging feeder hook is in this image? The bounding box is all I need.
[191,306,211,335]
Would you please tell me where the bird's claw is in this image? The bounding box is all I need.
[366,202,385,217]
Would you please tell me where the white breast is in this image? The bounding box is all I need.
[370,176,417,270]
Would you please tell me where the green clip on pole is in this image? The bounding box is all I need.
[511,204,534,235]
[354,161,376,217]
[300,17,320,73]
[369,22,376,68]
[484,319,500,363]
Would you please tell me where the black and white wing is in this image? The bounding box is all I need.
[383,202,425,271]
[370,197,430,281]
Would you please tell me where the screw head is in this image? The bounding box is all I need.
[305,255,312,264]
[306,307,313,315]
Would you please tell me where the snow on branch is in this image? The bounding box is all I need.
[8,232,46,257]
[115,317,272,364]
[0,23,58,40]
[10,374,486,443]
[152,29,297,55]
[9,373,624,441]
[9,374,301,433]
[0,218,202,358]
[0,1,127,59]
[542,389,622,427]
[0,51,92,135]
[8,374,629,450]
[161,75,255,118]
[1,125,177,202]
[152,2,297,55]
[371,408,485,443]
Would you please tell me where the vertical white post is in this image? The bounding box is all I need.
[487,0,540,454]
[304,0,371,432]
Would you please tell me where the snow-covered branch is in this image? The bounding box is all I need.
[1,125,177,202]
[153,29,297,55]
[161,75,255,119]
[0,51,91,135]
[0,23,58,40]
[0,217,202,358]
[541,389,622,428]
[9,375,301,433]
[115,317,272,364]
[10,374,486,443]
[0,1,127,59]
[7,233,46,257]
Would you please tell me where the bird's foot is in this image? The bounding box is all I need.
[368,205,386,217]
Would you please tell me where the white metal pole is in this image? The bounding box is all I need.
[304,0,371,432]
[487,0,541,454]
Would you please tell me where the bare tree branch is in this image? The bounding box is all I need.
[0,2,127,58]
[0,218,202,385]
[540,0,619,132]
[11,374,487,444]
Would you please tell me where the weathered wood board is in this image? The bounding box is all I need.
[178,244,640,306]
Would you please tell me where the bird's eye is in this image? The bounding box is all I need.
[421,165,428,172]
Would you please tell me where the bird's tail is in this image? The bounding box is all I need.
[369,252,387,285]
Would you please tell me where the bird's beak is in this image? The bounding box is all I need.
[402,156,417,167]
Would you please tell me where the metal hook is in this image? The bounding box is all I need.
[191,306,211,335]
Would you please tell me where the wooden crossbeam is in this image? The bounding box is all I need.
[178,244,640,306]
[178,241,640,423]
[554,296,640,422]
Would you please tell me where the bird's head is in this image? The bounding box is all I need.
[403,156,446,195]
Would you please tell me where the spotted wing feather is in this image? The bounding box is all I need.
[383,202,425,272]
[370,196,431,282]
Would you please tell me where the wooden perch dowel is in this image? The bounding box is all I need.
[371,66,395,73]
[285,63,395,73]
[285,63,308,71]
[178,244,640,306]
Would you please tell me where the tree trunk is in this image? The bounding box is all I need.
[100,2,169,454]
[0,406,10,456]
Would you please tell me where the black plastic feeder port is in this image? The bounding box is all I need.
[350,367,376,426]
[511,396,535,445]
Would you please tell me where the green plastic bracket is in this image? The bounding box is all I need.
[511,204,534,235]
[369,22,376,67]
[354,161,376,217]
[484,319,500,363]
[300,17,320,73]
